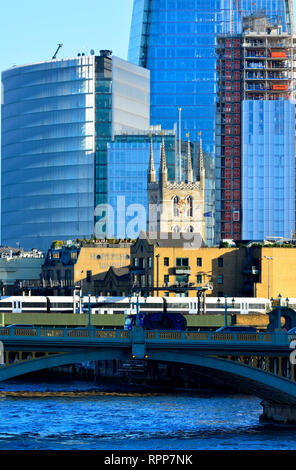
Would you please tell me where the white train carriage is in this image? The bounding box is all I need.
[84,296,273,316]
[0,296,75,313]
[0,295,274,316]
[204,297,272,315]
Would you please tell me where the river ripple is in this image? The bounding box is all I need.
[0,379,295,450]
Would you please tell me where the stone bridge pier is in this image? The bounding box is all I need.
[260,402,296,424]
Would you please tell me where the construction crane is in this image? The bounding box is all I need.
[230,0,242,34]
[52,44,63,60]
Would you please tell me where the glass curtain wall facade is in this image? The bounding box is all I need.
[107,130,177,238]
[2,54,150,251]
[241,100,295,240]
[1,57,96,251]
[128,0,290,244]
[95,55,150,210]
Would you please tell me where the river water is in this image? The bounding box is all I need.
[0,379,295,451]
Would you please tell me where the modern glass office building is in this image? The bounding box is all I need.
[128,0,293,244]
[128,0,290,149]
[1,56,95,251]
[107,129,177,238]
[241,100,295,240]
[94,53,150,211]
[1,53,150,251]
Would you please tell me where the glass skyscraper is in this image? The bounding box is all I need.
[1,53,150,251]
[107,129,178,238]
[241,100,295,240]
[1,56,96,251]
[128,0,293,244]
[129,0,290,147]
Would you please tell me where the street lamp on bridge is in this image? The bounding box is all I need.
[270,293,289,332]
[217,295,235,328]
[129,290,147,328]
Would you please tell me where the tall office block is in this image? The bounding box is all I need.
[94,53,150,212]
[128,0,293,244]
[1,52,150,250]
[241,99,295,240]
[216,14,295,241]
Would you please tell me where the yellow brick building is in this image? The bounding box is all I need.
[42,242,131,294]
[249,246,296,299]
[131,234,247,297]
[42,239,296,300]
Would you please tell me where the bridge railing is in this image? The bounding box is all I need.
[0,327,290,345]
[0,327,131,341]
[145,331,277,343]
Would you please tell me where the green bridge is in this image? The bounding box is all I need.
[0,325,295,424]
[0,311,267,329]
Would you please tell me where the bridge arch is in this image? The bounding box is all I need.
[0,349,130,383]
[1,346,296,407]
[146,350,296,406]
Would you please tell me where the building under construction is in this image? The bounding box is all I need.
[216,12,296,242]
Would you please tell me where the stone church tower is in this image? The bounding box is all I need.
[147,133,205,241]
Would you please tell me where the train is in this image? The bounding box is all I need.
[0,295,276,316]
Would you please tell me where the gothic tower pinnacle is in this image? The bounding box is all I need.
[186,132,193,183]
[159,134,168,186]
[148,134,156,183]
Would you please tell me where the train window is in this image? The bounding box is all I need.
[167,303,188,309]
[249,303,265,309]
[50,303,74,308]
[21,302,46,308]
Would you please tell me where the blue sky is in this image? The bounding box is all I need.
[0,0,134,73]
[0,0,295,73]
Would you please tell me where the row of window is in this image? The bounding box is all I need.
[171,257,224,267]
[44,269,92,282]
[134,273,224,287]
[163,274,224,284]
[134,256,225,268]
